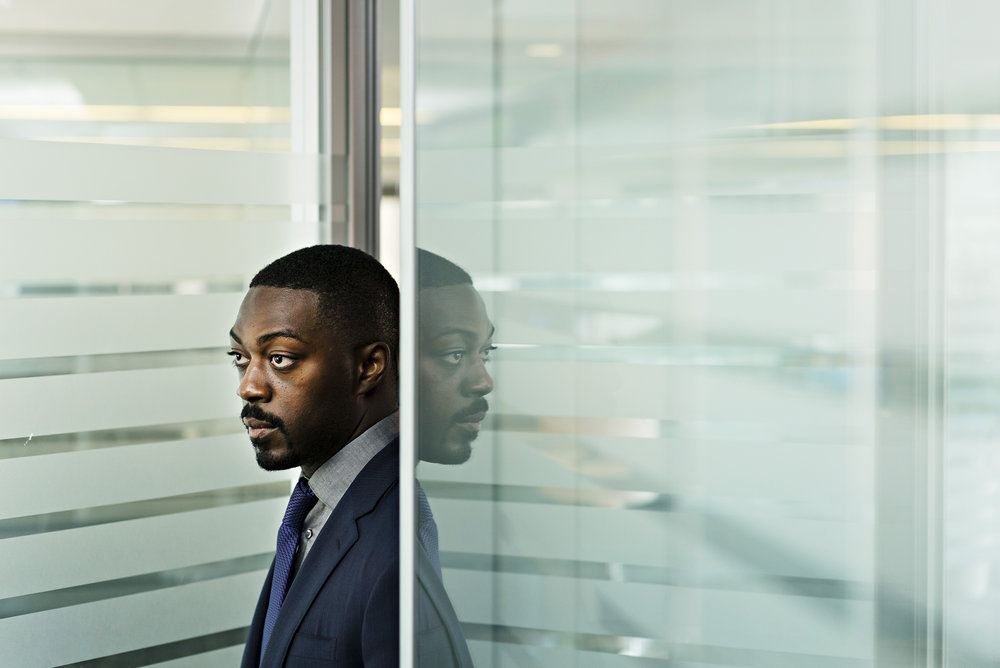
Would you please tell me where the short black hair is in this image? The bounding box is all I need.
[250,244,399,358]
[418,248,473,289]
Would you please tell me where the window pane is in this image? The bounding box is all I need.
[0,1,336,664]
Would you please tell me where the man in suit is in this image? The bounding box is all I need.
[232,245,400,667]
[414,249,495,666]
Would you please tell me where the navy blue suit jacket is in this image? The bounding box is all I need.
[242,440,400,667]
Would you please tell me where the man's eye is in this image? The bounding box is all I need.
[270,354,294,369]
[227,351,248,367]
[442,351,464,365]
[481,345,497,362]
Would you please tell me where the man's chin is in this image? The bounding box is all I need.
[419,437,473,465]
[253,443,299,471]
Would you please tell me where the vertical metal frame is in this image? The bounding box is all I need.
[291,0,326,238]
[346,0,382,255]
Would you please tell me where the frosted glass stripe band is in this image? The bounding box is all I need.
[0,294,242,360]
[0,435,267,520]
[432,499,872,579]
[0,365,240,439]
[439,551,870,600]
[0,220,320,282]
[3,554,271,619]
[0,572,265,666]
[462,626,871,668]
[0,138,336,205]
[448,571,872,657]
[0,501,282,599]
[84,633,247,668]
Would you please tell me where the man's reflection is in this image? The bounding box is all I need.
[418,249,495,463]
[415,249,494,667]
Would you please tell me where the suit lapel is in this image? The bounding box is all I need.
[261,440,399,666]
[418,543,474,667]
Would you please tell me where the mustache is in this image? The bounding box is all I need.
[454,398,489,422]
[240,404,289,435]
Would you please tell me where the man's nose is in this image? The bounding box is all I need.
[238,361,271,402]
[465,358,494,396]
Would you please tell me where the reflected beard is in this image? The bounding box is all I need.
[419,427,474,465]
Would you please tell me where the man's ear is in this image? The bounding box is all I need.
[356,342,391,395]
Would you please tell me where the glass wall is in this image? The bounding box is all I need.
[410,0,999,666]
[0,1,338,665]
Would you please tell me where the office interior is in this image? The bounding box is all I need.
[1,0,998,666]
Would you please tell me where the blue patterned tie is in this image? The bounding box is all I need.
[260,478,317,660]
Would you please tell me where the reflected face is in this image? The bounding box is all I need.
[229,286,359,475]
[418,283,495,464]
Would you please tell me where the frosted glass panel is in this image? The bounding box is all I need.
[410,0,1000,666]
[0,1,336,665]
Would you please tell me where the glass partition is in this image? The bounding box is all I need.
[409,0,1000,666]
[0,1,338,664]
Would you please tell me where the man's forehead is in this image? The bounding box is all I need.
[419,284,492,337]
[233,286,322,334]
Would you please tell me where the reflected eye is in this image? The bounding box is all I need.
[481,345,497,362]
[269,354,295,369]
[227,351,248,368]
[441,351,464,366]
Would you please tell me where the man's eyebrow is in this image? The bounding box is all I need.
[229,329,243,345]
[257,330,307,345]
[432,325,496,340]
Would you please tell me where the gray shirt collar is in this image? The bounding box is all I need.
[304,410,399,511]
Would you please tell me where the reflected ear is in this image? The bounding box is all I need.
[356,342,391,395]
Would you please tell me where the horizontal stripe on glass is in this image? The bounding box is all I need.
[439,551,870,600]
[492,343,869,367]
[486,413,854,445]
[64,630,247,668]
[0,435,273,520]
[0,481,288,540]
[0,364,240,440]
[1,278,245,299]
[0,571,265,666]
[432,498,872,581]
[0,417,240,461]
[471,271,876,292]
[0,348,225,380]
[420,434,872,514]
[451,570,872,656]
[423,481,872,523]
[463,626,869,668]
[2,553,272,619]
[494,362,864,426]
[0,138,333,205]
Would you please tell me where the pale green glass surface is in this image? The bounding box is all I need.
[413,1,999,666]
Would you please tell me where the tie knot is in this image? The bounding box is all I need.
[282,478,317,530]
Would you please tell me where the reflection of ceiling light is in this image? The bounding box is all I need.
[756,118,859,131]
[527,43,563,58]
[37,136,291,151]
[0,80,83,105]
[381,137,401,157]
[756,114,1000,131]
[380,107,401,126]
[0,105,289,123]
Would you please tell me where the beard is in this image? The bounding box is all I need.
[241,404,297,470]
